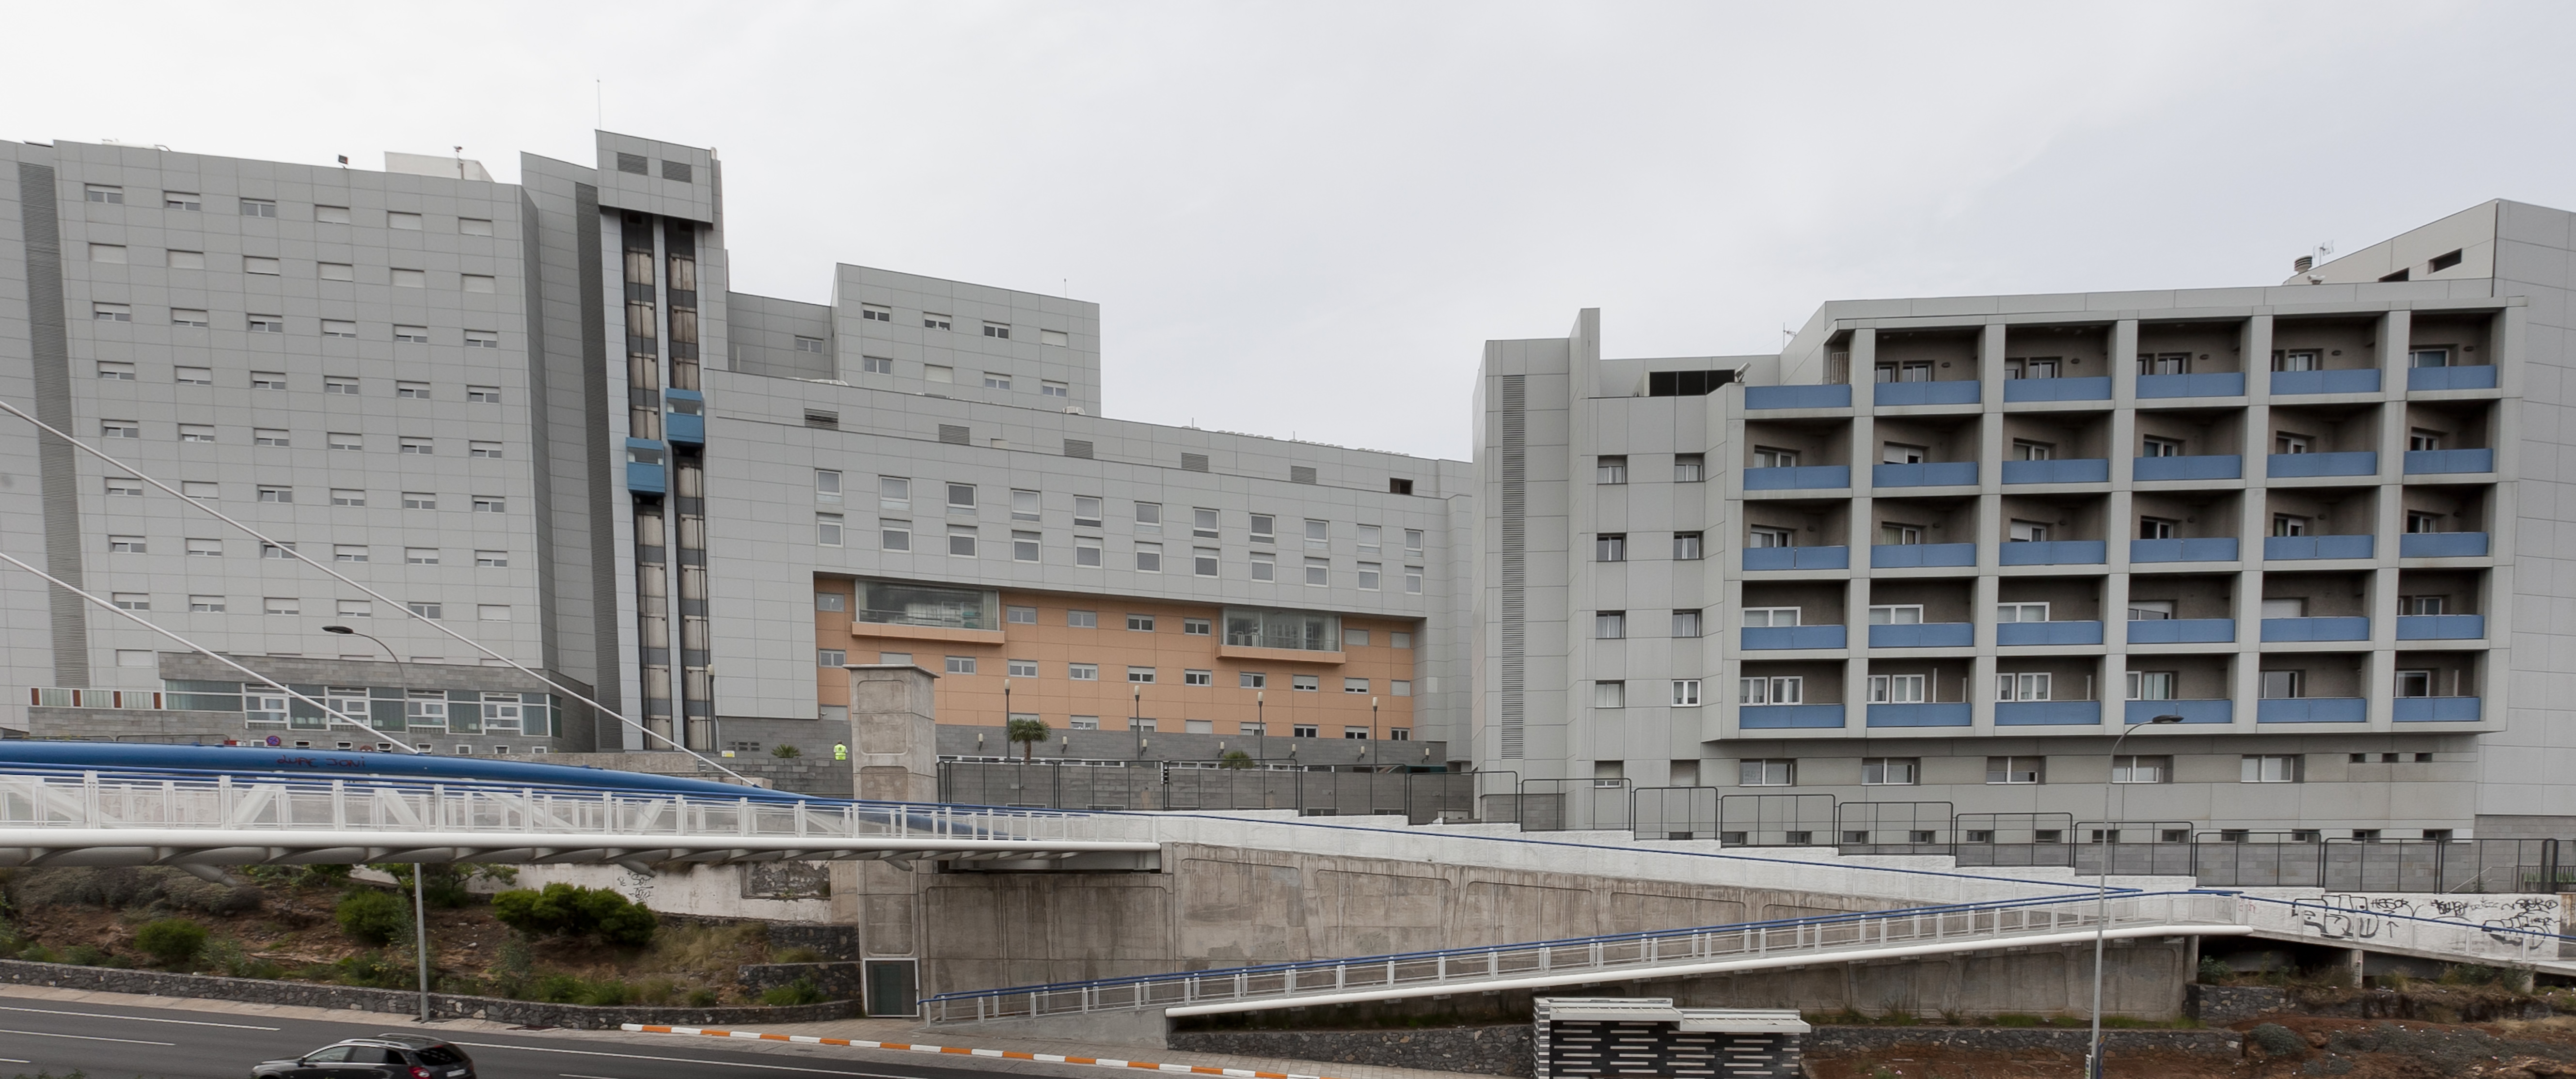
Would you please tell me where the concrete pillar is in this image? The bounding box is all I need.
[848,663,940,803]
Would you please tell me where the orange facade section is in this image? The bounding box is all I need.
[814,580,1417,737]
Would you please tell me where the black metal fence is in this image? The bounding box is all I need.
[937,760,1475,824]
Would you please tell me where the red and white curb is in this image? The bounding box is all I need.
[620,1024,1342,1079]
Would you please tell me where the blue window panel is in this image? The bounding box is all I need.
[2393,697,2483,722]
[2133,454,2242,482]
[1743,546,1849,571]
[2403,448,2493,474]
[2001,376,2111,402]
[2399,532,2489,558]
[1996,620,2103,646]
[2271,369,2382,396]
[2395,614,2485,640]
[2131,537,2238,563]
[664,411,706,444]
[1997,540,2106,566]
[2266,451,2377,478]
[1873,461,1978,488]
[2407,365,2496,391]
[2124,618,2235,644]
[1740,625,1848,650]
[625,437,666,495]
[1871,380,1979,407]
[2125,699,2232,724]
[1744,465,1851,491]
[2001,458,2110,485]
[1738,704,1846,729]
[1866,703,1971,728]
[2259,617,2370,642]
[1868,622,1974,648]
[2258,698,2367,723]
[2135,372,2245,398]
[2264,534,2374,561]
[1870,543,1977,569]
[1746,384,1851,410]
[1994,701,2102,726]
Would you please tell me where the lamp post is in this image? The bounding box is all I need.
[2088,714,2183,1079]
[323,624,427,1022]
[322,625,405,751]
[1370,696,1381,771]
[1256,690,1265,767]
[1132,685,1144,758]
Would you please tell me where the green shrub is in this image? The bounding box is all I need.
[760,977,828,1006]
[132,918,207,967]
[490,883,656,945]
[487,938,536,999]
[580,979,631,1007]
[634,977,677,1005]
[63,943,107,967]
[770,744,802,759]
[2197,956,2233,984]
[334,951,409,989]
[533,973,586,1002]
[2248,1023,2305,1057]
[687,987,720,1007]
[196,937,282,980]
[334,888,411,947]
[772,946,822,965]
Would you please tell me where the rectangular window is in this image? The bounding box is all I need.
[477,605,511,622]
[90,243,126,264]
[1863,758,1919,785]
[179,424,216,443]
[391,268,426,288]
[1010,489,1042,521]
[1867,605,1923,626]
[321,319,358,338]
[1184,669,1213,687]
[108,535,146,553]
[983,322,1011,339]
[84,184,123,203]
[857,355,893,375]
[945,657,976,675]
[171,308,209,327]
[1986,756,2043,784]
[2242,754,2302,783]
[1006,658,1039,678]
[319,261,354,280]
[406,548,438,564]
[1074,497,1104,527]
[1672,453,1707,483]
[1292,674,1319,691]
[1357,562,1381,590]
[93,302,132,322]
[1067,609,1098,628]
[1671,679,1701,706]
[458,217,493,236]
[982,372,1011,390]
[1868,674,1926,704]
[1596,456,1628,484]
[2409,347,2452,369]
[394,325,428,343]
[1068,716,1099,730]
[924,364,953,383]
[106,477,144,497]
[1250,514,1277,544]
[1136,542,1163,573]
[1739,676,1802,704]
[2125,671,2177,701]
[109,593,149,611]
[1058,662,1098,683]
[1996,672,2051,702]
[100,420,141,439]
[1240,672,1267,688]
[164,191,201,210]
[1251,551,1275,581]
[468,441,503,459]
[1596,611,1627,639]
[2142,436,2183,458]
[242,199,277,218]
[1075,536,1102,566]
[2260,670,2305,699]
[2113,755,2170,784]
[464,328,499,348]
[878,476,911,509]
[817,513,844,547]
[396,489,433,508]
[475,551,507,567]
[264,597,300,616]
[1405,565,1424,594]
[244,256,280,275]
[1344,677,1370,694]
[1673,532,1704,560]
[1597,533,1627,562]
[1304,557,1328,586]
[1749,526,1794,548]
[1193,547,1219,577]
[471,496,505,514]
[1011,531,1040,562]
[948,525,978,557]
[947,483,977,510]
[1995,602,2049,623]
[188,594,222,611]
[259,542,293,559]
[817,650,847,668]
[1303,518,1329,548]
[1739,759,1793,786]
[1671,609,1703,638]
[1127,666,1156,684]
[408,603,442,619]
[388,211,423,230]
[1134,502,1164,530]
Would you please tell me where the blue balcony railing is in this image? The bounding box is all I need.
[2124,618,2235,644]
[2395,614,2485,640]
[1739,625,1848,650]
[2267,451,2377,478]
[1996,620,2103,646]
[2393,697,2483,722]
[2131,538,2238,563]
[2002,376,2111,403]
[1995,701,2102,726]
[1870,543,1977,569]
[1738,704,1845,729]
[2135,372,2245,398]
[1866,703,1971,728]
[2259,697,2367,723]
[2271,369,2381,395]
[1870,380,1979,407]
[1869,622,1974,648]
[2400,532,2489,558]
[2403,448,2493,474]
[1746,384,1851,410]
[1872,461,1977,487]
[2001,458,2110,484]
[1744,465,1851,491]
[1743,546,1849,571]
[2407,365,2496,391]
[2126,699,2232,724]
[2264,534,2373,560]
[2134,454,2242,482]
[2260,617,2369,642]
[1998,540,2106,566]
[625,438,667,495]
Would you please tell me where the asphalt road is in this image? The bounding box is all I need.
[0,998,1063,1079]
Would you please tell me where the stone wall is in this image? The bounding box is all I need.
[0,958,857,1028]
[1170,1027,1533,1077]
[1805,1026,2244,1059]
[739,960,865,1000]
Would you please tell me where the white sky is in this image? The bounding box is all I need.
[6,1,2567,460]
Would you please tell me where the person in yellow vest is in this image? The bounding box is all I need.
[833,743,849,761]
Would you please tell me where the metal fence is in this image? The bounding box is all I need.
[937,760,1475,824]
[2191,836,2567,893]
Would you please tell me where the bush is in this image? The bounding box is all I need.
[770,744,802,759]
[772,946,822,965]
[63,943,107,967]
[687,987,720,1007]
[334,951,410,989]
[2248,1023,2306,1057]
[491,883,656,945]
[2197,956,2233,984]
[335,888,411,947]
[761,977,828,1006]
[196,937,283,980]
[1219,750,1254,769]
[529,972,629,1006]
[133,918,207,967]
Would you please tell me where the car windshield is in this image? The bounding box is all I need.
[416,1046,467,1065]
[306,1046,352,1063]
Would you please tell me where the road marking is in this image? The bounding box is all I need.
[0,1004,282,1030]
[456,1041,916,1078]
[623,1025,1341,1079]
[0,1027,176,1046]
[561,1074,630,1079]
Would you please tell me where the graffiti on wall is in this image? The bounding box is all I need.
[2289,892,2559,952]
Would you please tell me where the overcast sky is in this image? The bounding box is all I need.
[7,2,2567,460]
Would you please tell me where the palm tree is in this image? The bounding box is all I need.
[1006,716,1050,764]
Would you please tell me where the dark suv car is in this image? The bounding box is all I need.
[252,1035,475,1079]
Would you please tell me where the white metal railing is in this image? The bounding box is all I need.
[926,891,2247,1022]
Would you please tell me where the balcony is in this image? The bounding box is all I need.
[664,390,707,445]
[2258,697,2367,723]
[1868,623,1974,648]
[2133,454,2242,482]
[1743,546,1849,571]
[2403,448,2493,474]
[1739,626,1848,650]
[1873,462,1978,488]
[2271,369,2381,395]
[2408,365,2497,391]
[2001,458,2110,484]
[2002,376,2111,403]
[1871,380,1980,407]
[1996,620,2103,646]
[2267,451,2377,478]
[2131,538,2238,563]
[1995,701,2102,726]
[2125,699,2231,724]
[2393,696,2483,722]
[2395,614,2485,640]
[2265,534,2373,560]
[1866,703,1970,728]
[1744,465,1852,491]
[2124,618,2236,644]
[1871,543,1977,569]
[1738,704,1845,729]
[2260,617,2370,642]
[1998,540,2106,566]
[2399,532,2489,558]
[2135,372,2245,398]
[1746,384,1851,410]
[624,438,666,495]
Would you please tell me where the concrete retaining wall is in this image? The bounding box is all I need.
[1805,1026,2244,1058]
[0,958,859,1028]
[740,960,865,999]
[1169,1027,1534,1077]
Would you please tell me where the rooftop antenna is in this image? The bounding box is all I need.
[2294,241,2335,283]
[454,145,466,180]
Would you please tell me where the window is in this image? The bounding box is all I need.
[2007,520,2049,543]
[816,513,844,547]
[84,183,123,204]
[1000,604,1037,625]
[388,211,423,231]
[1596,456,1628,484]
[1590,681,1625,708]
[1074,496,1104,527]
[1195,547,1219,577]
[180,424,216,443]
[162,190,201,210]
[1671,679,1701,706]
[1357,562,1380,590]
[1867,605,1923,626]
[2395,669,2435,698]
[1661,609,1701,639]
[948,525,978,557]
[471,496,506,513]
[1995,602,2049,623]
[1075,536,1102,566]
[2242,754,2301,783]
[390,268,426,289]
[100,420,140,439]
[464,329,499,349]
[401,492,435,510]
[1750,526,1794,548]
[1069,663,1098,681]
[2112,755,2170,784]
[996,489,1039,523]
[946,483,977,510]
[1292,674,1320,691]
[860,303,891,322]
[2409,347,2452,368]
[1136,542,1163,572]
[394,325,429,343]
[1986,756,2043,784]
[983,322,1011,339]
[1996,672,2051,701]
[2010,439,2054,462]
[319,261,355,280]
[1743,607,1803,628]
[946,656,977,675]
[408,602,443,620]
[1881,523,1926,545]
[259,541,294,559]
[244,256,281,275]
[1404,565,1425,594]
[1184,669,1213,687]
[1067,716,1100,730]
[881,519,915,551]
[1240,672,1266,688]
[1673,532,1704,560]
[1846,757,1917,786]
[1739,760,1793,786]
[815,649,847,668]
[188,594,222,611]
[1868,674,1926,704]
[478,605,512,622]
[1127,666,1156,684]
[1251,551,1275,580]
[1067,609,1098,628]
[106,478,143,498]
[1739,676,1802,704]
[983,372,1011,390]
[2142,436,2183,457]
[405,548,438,564]
[1042,380,1069,398]
[2138,516,2177,540]
[313,317,361,340]
[1304,557,1328,585]
[1006,658,1040,678]
[1126,613,1156,632]
[265,597,300,616]
[460,217,494,236]
[2260,670,2305,699]
[110,592,148,611]
[924,313,953,330]
[1011,531,1040,562]
[1596,612,1629,639]
[2405,510,2448,534]
[92,302,132,322]
[90,243,126,264]
[2401,594,2447,617]
[1597,533,1628,562]
[172,308,209,327]
[1304,518,1329,548]
[1752,447,1800,469]
[464,440,506,460]
[1136,502,1163,530]
[1674,453,1706,482]
[2126,671,2176,701]
[166,250,204,270]
[475,551,507,567]
[253,484,295,503]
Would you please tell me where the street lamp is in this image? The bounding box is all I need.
[1132,685,1145,758]
[2089,714,2183,1079]
[1370,696,1381,771]
[323,624,428,1023]
[1255,690,1266,768]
